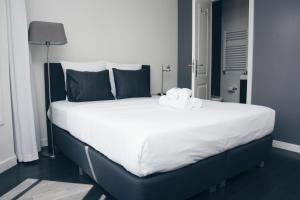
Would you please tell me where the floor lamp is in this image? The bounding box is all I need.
[28,21,67,159]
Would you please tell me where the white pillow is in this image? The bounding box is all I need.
[106,62,142,97]
[60,61,107,89]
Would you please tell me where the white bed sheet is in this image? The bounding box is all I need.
[51,97,275,177]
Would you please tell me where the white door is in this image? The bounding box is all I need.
[192,0,211,99]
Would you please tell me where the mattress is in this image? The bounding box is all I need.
[50,96,275,177]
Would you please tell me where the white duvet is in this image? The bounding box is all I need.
[51,97,275,177]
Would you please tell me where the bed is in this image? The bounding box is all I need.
[45,63,275,200]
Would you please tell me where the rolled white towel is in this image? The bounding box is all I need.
[181,88,192,97]
[176,88,192,101]
[159,96,203,110]
[166,88,179,97]
[160,88,202,110]
[165,88,180,101]
[166,88,192,101]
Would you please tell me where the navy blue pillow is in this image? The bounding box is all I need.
[67,69,114,102]
[113,66,151,99]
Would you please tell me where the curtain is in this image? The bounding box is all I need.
[6,0,39,162]
[29,53,42,151]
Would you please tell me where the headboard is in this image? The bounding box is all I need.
[44,63,66,111]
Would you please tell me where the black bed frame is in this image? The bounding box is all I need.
[45,63,272,200]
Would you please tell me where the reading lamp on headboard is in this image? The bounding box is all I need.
[28,21,67,159]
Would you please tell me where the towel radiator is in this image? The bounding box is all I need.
[223,30,248,74]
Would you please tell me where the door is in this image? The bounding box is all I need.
[192,0,211,99]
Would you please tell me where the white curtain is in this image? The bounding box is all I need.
[6,0,39,162]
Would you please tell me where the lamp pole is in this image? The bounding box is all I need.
[41,41,55,159]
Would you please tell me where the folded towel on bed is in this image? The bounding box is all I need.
[159,88,203,110]
[166,88,192,101]
[159,96,203,110]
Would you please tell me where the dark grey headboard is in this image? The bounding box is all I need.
[44,63,66,111]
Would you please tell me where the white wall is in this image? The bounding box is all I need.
[26,0,178,146]
[0,0,17,173]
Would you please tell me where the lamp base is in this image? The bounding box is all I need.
[157,93,166,96]
[39,147,56,159]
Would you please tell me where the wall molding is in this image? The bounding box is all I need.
[0,155,17,174]
[273,140,300,154]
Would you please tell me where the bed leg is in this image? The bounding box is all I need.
[79,167,84,176]
[258,161,265,168]
[100,194,106,200]
[218,180,226,188]
[209,185,217,193]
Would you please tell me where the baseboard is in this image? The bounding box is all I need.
[0,155,17,174]
[273,140,300,154]
[41,137,48,147]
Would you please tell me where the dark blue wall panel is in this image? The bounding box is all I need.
[211,1,222,97]
[178,0,192,89]
[252,0,300,144]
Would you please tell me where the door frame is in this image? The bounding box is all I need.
[192,0,255,104]
[246,0,254,104]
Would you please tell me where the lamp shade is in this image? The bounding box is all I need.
[28,21,67,45]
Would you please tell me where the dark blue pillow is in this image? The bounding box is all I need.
[113,66,151,99]
[67,69,114,102]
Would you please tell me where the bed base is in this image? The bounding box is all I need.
[53,125,272,200]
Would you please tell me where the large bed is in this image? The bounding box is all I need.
[45,63,275,200]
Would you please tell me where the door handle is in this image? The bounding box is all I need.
[187,60,195,67]
[188,60,205,77]
[189,63,204,67]
[195,60,198,77]
[187,60,195,73]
